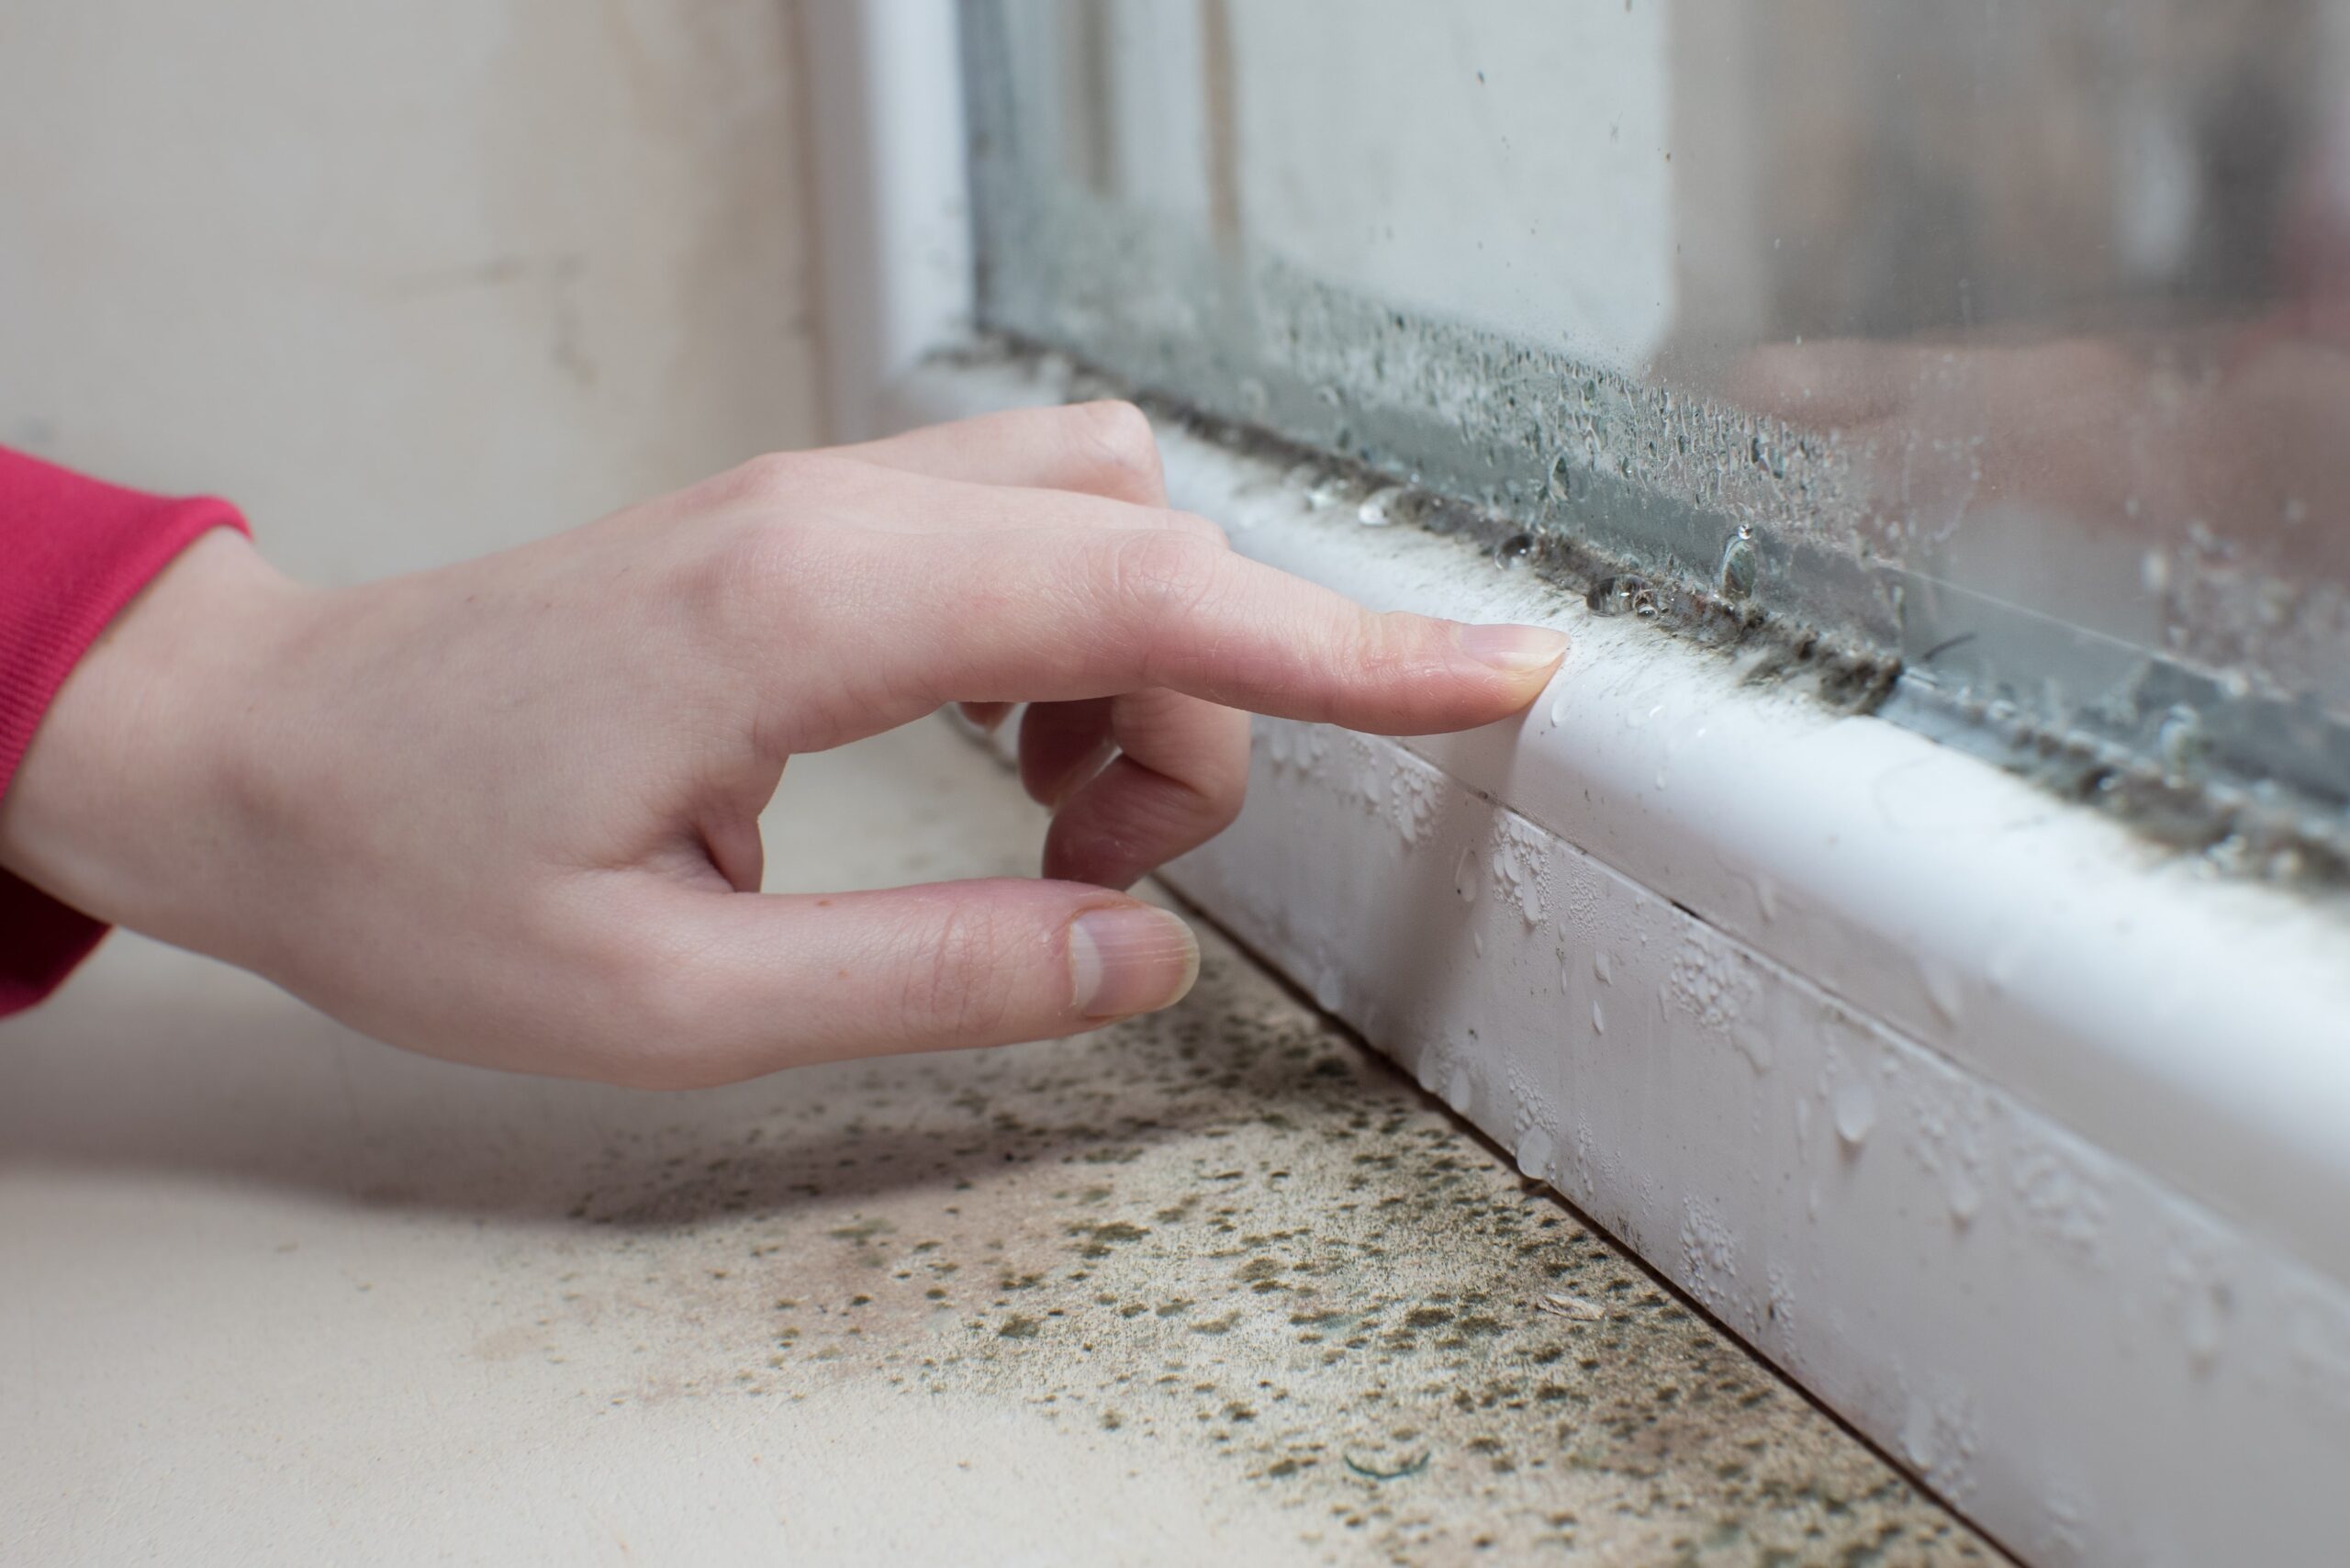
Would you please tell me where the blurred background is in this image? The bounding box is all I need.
[0,0,827,584]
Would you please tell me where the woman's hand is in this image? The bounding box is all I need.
[0,404,1566,1086]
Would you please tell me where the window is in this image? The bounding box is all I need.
[962,0,2350,876]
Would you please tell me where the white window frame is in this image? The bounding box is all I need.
[806,9,2350,1563]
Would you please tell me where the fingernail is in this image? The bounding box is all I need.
[1457,622,1571,674]
[1069,903,1201,1019]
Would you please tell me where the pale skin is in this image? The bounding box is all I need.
[0,402,1566,1088]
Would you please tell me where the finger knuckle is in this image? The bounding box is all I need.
[1105,529,1222,617]
[718,450,808,509]
[1064,398,1166,500]
[1167,509,1231,550]
[689,512,837,652]
[1098,531,1225,672]
[569,942,731,1090]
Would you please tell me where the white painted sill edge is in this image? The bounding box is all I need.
[892,354,2350,1565]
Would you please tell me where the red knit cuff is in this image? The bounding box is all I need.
[1,448,251,1014]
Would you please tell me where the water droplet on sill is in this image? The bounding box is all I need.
[2156,704,2205,783]
[1452,846,1481,903]
[1515,1126,1555,1181]
[1590,999,1607,1036]
[2181,1284,2227,1371]
[1356,486,1404,527]
[1832,1081,1876,1148]
[1313,967,1345,1013]
[1718,526,1758,599]
[1304,476,1349,510]
[1920,960,1964,1025]
[1547,453,1573,499]
[1587,574,1656,619]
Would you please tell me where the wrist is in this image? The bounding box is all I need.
[0,529,310,953]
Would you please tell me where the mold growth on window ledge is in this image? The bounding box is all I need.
[938,336,2350,891]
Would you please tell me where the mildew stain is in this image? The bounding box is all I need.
[526,931,2001,1563]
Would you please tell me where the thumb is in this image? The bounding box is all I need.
[618,880,1201,1086]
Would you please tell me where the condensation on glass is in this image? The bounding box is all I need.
[960,0,2350,871]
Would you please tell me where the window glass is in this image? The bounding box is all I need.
[962,0,2350,874]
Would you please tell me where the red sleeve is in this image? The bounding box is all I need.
[1,448,250,1015]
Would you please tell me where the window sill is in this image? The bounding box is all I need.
[896,350,2350,1565]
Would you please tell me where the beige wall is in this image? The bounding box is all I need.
[0,0,824,583]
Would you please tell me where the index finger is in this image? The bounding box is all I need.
[787,524,1569,740]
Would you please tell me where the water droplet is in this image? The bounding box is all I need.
[1444,1065,1475,1114]
[2140,549,2169,594]
[1494,532,1535,569]
[1304,476,1349,510]
[1753,875,1781,923]
[1718,526,1758,599]
[1947,1171,1983,1226]
[1547,689,1572,726]
[1593,951,1613,985]
[1832,1081,1876,1148]
[1452,846,1481,902]
[1900,1400,1941,1474]
[1472,931,1485,957]
[1590,999,1606,1036]
[2180,1283,2226,1370]
[2156,705,2205,783]
[1516,1126,1555,1181]
[1356,486,1404,527]
[1314,967,1345,1013]
[1548,453,1573,499]
[1587,574,1656,619]
[1920,960,1963,1025]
